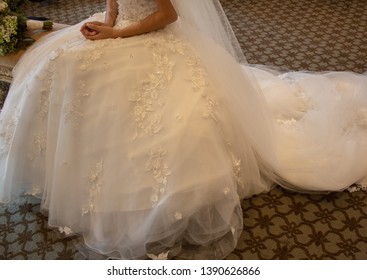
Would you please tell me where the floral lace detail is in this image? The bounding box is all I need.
[174,212,183,221]
[49,48,64,62]
[202,93,220,122]
[340,106,367,135]
[187,56,208,91]
[76,41,107,71]
[279,73,309,112]
[223,187,231,196]
[36,48,66,120]
[27,131,47,161]
[130,31,186,138]
[24,185,43,196]
[35,63,56,121]
[38,89,50,120]
[63,81,90,129]
[82,160,104,215]
[275,80,308,129]
[187,56,220,122]
[145,146,171,207]
[117,0,157,22]
[147,251,170,260]
[277,117,298,128]
[0,112,17,155]
[230,151,244,189]
[58,226,73,236]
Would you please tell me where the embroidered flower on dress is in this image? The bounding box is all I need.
[277,118,297,128]
[147,251,170,260]
[174,212,183,221]
[187,56,208,91]
[63,82,90,129]
[223,187,231,196]
[82,160,104,215]
[24,185,42,196]
[145,147,171,207]
[27,131,47,161]
[58,226,73,235]
[0,113,16,155]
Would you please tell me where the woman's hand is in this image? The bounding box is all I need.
[80,21,117,40]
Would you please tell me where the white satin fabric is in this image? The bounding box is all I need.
[0,0,366,259]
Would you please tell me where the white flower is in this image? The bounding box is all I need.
[58,226,73,235]
[223,187,230,195]
[174,212,183,220]
[24,185,42,196]
[0,1,8,12]
[147,251,170,260]
[231,227,236,235]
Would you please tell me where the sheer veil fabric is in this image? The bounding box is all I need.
[171,0,367,192]
[170,0,246,62]
[0,0,366,260]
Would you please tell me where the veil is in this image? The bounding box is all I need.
[170,0,281,197]
[169,0,367,194]
[170,0,246,63]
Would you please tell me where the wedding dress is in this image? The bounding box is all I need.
[0,0,366,259]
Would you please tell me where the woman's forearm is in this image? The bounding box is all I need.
[114,0,177,38]
[105,0,118,26]
[84,0,177,40]
[115,10,177,38]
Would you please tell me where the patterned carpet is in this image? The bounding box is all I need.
[1,0,367,260]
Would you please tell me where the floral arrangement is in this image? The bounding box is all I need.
[0,0,53,56]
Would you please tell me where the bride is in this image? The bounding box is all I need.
[0,0,366,259]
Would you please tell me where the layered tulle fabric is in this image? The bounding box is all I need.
[249,67,367,191]
[0,0,367,259]
[0,4,254,259]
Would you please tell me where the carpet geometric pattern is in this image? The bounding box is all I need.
[223,0,367,73]
[1,0,367,260]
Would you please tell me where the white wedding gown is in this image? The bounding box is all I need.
[0,0,366,259]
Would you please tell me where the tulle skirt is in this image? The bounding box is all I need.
[1,12,366,259]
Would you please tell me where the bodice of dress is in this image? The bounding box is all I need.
[117,0,158,21]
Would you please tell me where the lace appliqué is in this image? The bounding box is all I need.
[82,160,104,215]
[77,41,107,71]
[36,66,54,120]
[27,131,47,161]
[130,31,186,138]
[38,89,50,120]
[174,212,183,221]
[339,106,367,135]
[145,147,171,207]
[117,0,157,22]
[58,226,73,236]
[36,51,61,120]
[229,151,244,189]
[0,112,17,155]
[147,251,170,260]
[278,73,310,120]
[24,185,43,196]
[277,118,298,128]
[187,56,208,91]
[63,82,90,129]
[187,56,220,122]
